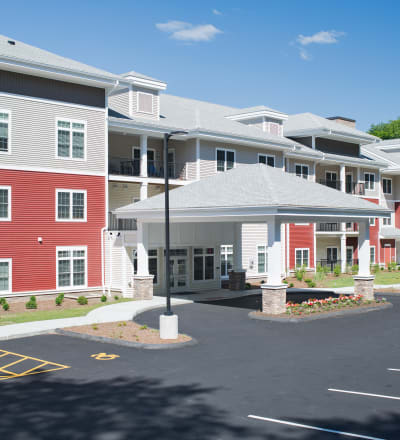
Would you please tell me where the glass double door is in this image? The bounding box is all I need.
[168,249,188,290]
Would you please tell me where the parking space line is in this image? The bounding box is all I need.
[387,368,400,372]
[248,415,385,439]
[329,388,400,401]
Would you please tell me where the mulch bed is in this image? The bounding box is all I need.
[64,321,192,344]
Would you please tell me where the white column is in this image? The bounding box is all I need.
[195,138,200,180]
[358,220,371,276]
[136,220,149,275]
[340,164,346,192]
[267,217,283,285]
[140,135,148,177]
[340,234,347,273]
[377,169,382,203]
[311,162,316,182]
[140,182,148,200]
[233,222,243,270]
[311,135,316,150]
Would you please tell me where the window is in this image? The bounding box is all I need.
[383,216,392,226]
[369,218,375,226]
[364,173,375,191]
[137,92,153,114]
[327,247,338,263]
[258,154,275,167]
[194,247,214,281]
[346,247,354,266]
[56,190,86,221]
[216,149,235,172]
[0,186,11,221]
[370,246,375,264]
[257,245,268,273]
[57,119,86,159]
[383,178,392,194]
[57,247,87,289]
[0,111,10,153]
[295,164,309,179]
[220,245,233,278]
[295,248,309,267]
[0,259,11,293]
[133,249,158,284]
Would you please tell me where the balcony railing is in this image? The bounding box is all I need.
[317,259,342,272]
[346,182,365,196]
[345,222,358,232]
[108,212,137,231]
[319,179,341,190]
[316,222,340,232]
[108,157,189,180]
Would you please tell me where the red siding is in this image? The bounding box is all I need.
[0,169,105,293]
[346,237,358,261]
[289,223,315,269]
[395,202,400,229]
[363,197,380,265]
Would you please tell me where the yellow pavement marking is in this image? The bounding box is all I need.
[91,352,120,360]
[0,349,70,381]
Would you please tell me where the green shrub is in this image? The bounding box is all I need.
[0,298,5,305]
[245,282,252,290]
[77,296,88,305]
[25,296,37,309]
[352,264,359,274]
[295,265,306,281]
[114,295,119,301]
[387,261,397,272]
[314,270,325,282]
[101,295,107,302]
[381,266,384,271]
[304,278,312,284]
[2,302,9,311]
[333,265,341,277]
[289,283,294,288]
[372,264,380,274]
[55,293,64,306]
[283,280,288,284]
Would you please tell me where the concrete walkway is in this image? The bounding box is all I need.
[0,296,192,341]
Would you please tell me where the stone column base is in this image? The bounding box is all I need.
[261,284,287,315]
[228,270,246,291]
[133,275,154,300]
[353,275,375,300]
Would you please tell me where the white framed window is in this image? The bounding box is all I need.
[193,247,215,281]
[56,247,87,289]
[364,173,375,191]
[220,245,233,278]
[216,149,235,172]
[258,154,275,167]
[0,258,11,293]
[346,246,354,265]
[0,110,11,154]
[137,92,153,114]
[383,215,392,226]
[369,217,375,226]
[383,178,392,194]
[0,186,11,221]
[133,249,159,285]
[295,248,309,268]
[56,118,86,160]
[295,163,309,179]
[56,189,87,221]
[257,244,268,274]
[370,246,376,264]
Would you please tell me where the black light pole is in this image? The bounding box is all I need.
[164,131,187,316]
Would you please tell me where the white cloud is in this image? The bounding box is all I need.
[212,8,222,15]
[297,30,345,46]
[156,20,223,42]
[299,48,311,61]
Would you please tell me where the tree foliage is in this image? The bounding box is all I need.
[368,117,400,139]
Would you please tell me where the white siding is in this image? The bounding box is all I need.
[108,88,130,117]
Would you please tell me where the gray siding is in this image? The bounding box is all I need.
[108,88,130,117]
[132,86,159,120]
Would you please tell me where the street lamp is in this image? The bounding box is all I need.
[160,130,188,340]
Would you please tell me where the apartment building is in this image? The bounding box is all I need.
[0,34,397,297]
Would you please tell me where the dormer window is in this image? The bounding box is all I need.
[269,122,281,136]
[137,92,153,114]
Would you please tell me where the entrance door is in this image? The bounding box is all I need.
[168,249,188,290]
[346,246,353,266]
[327,247,338,262]
[345,174,352,194]
[220,245,233,279]
[326,172,338,189]
[384,244,393,266]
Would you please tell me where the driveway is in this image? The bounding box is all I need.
[0,294,399,439]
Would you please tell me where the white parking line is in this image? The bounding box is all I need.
[329,388,400,401]
[387,368,400,372]
[248,415,385,439]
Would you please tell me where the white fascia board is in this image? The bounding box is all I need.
[124,76,167,91]
[321,154,387,169]
[227,110,288,121]
[284,127,376,144]
[285,151,322,160]
[361,148,399,168]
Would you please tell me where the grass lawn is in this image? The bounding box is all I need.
[321,271,400,288]
[0,298,132,326]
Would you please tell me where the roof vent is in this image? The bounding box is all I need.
[7,40,15,46]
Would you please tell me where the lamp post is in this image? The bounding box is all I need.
[160,130,188,339]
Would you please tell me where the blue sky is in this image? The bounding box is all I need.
[2,0,400,131]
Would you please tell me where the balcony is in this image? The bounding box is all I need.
[108,157,189,180]
[346,182,365,196]
[316,222,340,232]
[345,222,358,232]
[319,179,341,190]
[108,212,137,231]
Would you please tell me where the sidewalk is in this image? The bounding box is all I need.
[0,296,192,341]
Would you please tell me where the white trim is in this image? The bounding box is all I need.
[0,91,106,113]
[226,109,288,121]
[256,243,268,275]
[137,91,154,115]
[0,185,11,221]
[133,247,160,286]
[196,138,200,180]
[325,170,338,180]
[0,109,11,155]
[192,246,216,281]
[295,248,310,268]
[0,258,12,294]
[258,153,275,167]
[215,148,236,172]
[56,246,88,290]
[55,117,87,161]
[369,217,375,226]
[382,177,392,195]
[55,189,87,222]
[364,172,376,191]
[220,244,233,279]
[370,245,376,264]
[0,163,105,176]
[294,163,309,180]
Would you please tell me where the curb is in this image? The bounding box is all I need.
[248,302,393,323]
[55,328,198,350]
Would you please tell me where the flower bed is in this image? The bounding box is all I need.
[286,294,386,316]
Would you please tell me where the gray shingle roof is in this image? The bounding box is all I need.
[115,163,388,214]
[380,227,400,238]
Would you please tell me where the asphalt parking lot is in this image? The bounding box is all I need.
[1,293,400,439]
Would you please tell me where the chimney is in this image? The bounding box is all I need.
[326,116,356,128]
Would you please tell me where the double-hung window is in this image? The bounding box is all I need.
[295,164,309,179]
[295,248,309,268]
[56,190,86,221]
[0,111,10,153]
[383,216,392,226]
[57,247,87,289]
[57,119,86,159]
[220,245,233,278]
[0,259,11,293]
[257,245,268,273]
[370,246,375,264]
[0,186,11,221]
[194,248,214,281]
[258,154,275,167]
[133,249,158,284]
[383,178,392,194]
[364,173,375,191]
[216,149,235,172]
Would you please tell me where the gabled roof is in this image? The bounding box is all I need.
[284,112,378,144]
[115,164,389,218]
[225,105,288,121]
[121,70,162,83]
